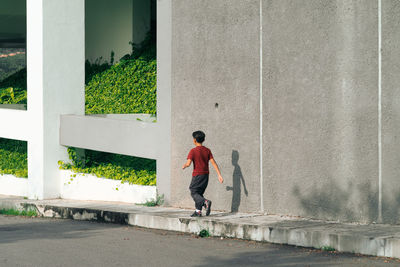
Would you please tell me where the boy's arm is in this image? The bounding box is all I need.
[210,158,223,184]
[182,159,192,169]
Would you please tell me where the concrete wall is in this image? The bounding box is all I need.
[60,170,156,204]
[85,0,151,63]
[85,0,132,63]
[382,0,400,224]
[262,0,379,223]
[169,0,398,224]
[171,0,261,212]
[0,175,28,197]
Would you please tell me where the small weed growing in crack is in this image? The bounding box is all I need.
[199,229,210,238]
[321,246,335,252]
[139,195,164,207]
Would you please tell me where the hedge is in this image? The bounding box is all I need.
[0,140,156,186]
[0,50,27,105]
[0,68,27,105]
[0,40,156,114]
[58,147,156,186]
[85,58,156,114]
[0,138,28,178]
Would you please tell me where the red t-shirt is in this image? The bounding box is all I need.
[187,146,214,176]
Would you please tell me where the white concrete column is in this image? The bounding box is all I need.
[156,0,171,204]
[27,0,85,199]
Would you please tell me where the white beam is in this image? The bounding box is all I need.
[60,115,160,160]
[0,109,29,141]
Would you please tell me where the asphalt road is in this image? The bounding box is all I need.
[0,215,399,267]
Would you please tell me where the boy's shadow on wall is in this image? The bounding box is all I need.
[226,150,248,213]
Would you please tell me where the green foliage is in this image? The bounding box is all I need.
[0,37,156,113]
[59,147,156,186]
[85,60,111,85]
[140,195,164,207]
[0,68,27,104]
[321,246,335,252]
[129,32,156,61]
[199,229,210,238]
[85,34,156,114]
[0,208,37,217]
[0,49,26,105]
[0,138,28,178]
[85,57,156,115]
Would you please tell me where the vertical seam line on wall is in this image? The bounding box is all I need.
[378,0,383,223]
[259,0,264,213]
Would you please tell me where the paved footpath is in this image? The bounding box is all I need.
[2,195,400,259]
[1,215,399,267]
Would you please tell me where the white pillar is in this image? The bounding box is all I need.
[27,0,85,199]
[156,0,171,204]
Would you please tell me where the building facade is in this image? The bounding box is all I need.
[1,0,400,224]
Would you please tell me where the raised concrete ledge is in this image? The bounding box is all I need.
[0,104,27,110]
[0,175,28,197]
[60,170,156,204]
[2,196,400,259]
[87,113,156,122]
[60,114,160,159]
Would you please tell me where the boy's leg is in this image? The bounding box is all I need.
[197,174,212,215]
[189,175,209,211]
[190,190,205,210]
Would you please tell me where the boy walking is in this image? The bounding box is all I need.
[182,131,224,217]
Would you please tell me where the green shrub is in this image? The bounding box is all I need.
[0,138,28,178]
[0,208,37,217]
[0,46,156,113]
[85,35,156,114]
[139,195,164,207]
[321,246,335,252]
[199,229,210,238]
[0,68,27,105]
[85,57,156,114]
[0,49,27,105]
[58,147,156,186]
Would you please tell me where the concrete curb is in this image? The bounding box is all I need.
[2,196,400,259]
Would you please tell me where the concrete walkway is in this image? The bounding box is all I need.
[1,195,400,259]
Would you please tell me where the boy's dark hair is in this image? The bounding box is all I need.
[192,131,205,143]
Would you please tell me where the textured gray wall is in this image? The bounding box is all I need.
[170,0,400,223]
[171,0,261,212]
[262,0,379,223]
[382,0,400,224]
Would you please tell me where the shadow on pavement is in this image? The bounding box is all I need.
[0,216,118,244]
[194,249,395,267]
